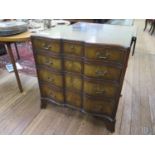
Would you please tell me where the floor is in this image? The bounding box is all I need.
[0,19,155,135]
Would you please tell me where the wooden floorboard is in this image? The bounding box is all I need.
[148,55,155,134]
[119,55,133,134]
[139,54,152,134]
[130,53,141,134]
[0,20,155,134]
[0,73,40,134]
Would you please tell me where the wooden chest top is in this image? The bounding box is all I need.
[32,22,135,48]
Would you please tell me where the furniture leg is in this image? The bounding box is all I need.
[149,23,153,32]
[105,120,115,133]
[14,42,20,60]
[151,21,155,35]
[144,19,148,31]
[130,37,134,55]
[130,37,133,47]
[41,99,47,109]
[6,43,23,93]
[132,37,137,56]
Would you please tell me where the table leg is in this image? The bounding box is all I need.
[14,42,20,60]
[6,43,23,93]
[132,37,137,56]
[151,21,155,35]
[149,24,153,32]
[144,19,148,31]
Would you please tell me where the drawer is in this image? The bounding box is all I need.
[83,96,115,116]
[64,60,82,73]
[36,54,62,71]
[33,38,61,53]
[63,41,83,57]
[85,45,125,63]
[40,85,64,103]
[65,74,82,91]
[84,63,122,81]
[38,69,63,87]
[66,91,81,108]
[84,80,118,98]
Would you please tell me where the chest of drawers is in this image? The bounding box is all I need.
[31,22,133,132]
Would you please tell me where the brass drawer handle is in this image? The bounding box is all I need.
[96,52,110,59]
[98,56,107,59]
[95,70,107,76]
[45,59,53,65]
[47,77,54,82]
[42,43,52,50]
[70,45,75,50]
[95,90,105,94]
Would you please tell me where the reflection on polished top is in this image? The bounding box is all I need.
[32,22,135,48]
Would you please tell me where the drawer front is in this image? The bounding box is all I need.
[65,74,82,91]
[85,46,125,63]
[64,60,82,73]
[38,69,63,87]
[33,38,61,53]
[84,80,118,98]
[66,91,81,108]
[63,42,83,57]
[84,64,122,81]
[36,54,62,71]
[40,85,64,103]
[83,96,115,116]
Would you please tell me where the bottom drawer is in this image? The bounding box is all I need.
[83,96,115,116]
[40,85,64,103]
[66,91,81,108]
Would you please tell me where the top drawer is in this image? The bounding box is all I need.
[84,44,126,64]
[63,41,83,57]
[32,37,61,53]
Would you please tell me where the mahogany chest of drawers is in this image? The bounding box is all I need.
[31,22,134,132]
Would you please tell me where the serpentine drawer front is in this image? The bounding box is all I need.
[84,80,119,99]
[63,41,83,57]
[36,54,62,71]
[65,74,82,91]
[33,38,61,53]
[84,63,122,81]
[83,95,115,117]
[31,23,132,133]
[84,45,126,64]
[38,68,63,88]
[40,85,64,103]
[64,59,82,73]
[65,90,82,108]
